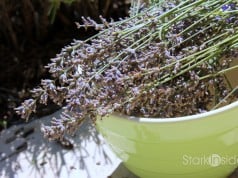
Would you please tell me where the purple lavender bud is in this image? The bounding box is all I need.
[215,16,222,21]
[229,3,236,10]
[221,4,230,11]
[226,16,236,23]
[221,3,236,11]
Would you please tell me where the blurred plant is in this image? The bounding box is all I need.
[16,0,238,140]
[48,0,77,23]
[48,0,130,23]
[0,120,7,130]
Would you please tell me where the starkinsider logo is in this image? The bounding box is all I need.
[182,154,238,167]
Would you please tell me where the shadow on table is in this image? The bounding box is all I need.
[110,163,138,178]
[0,110,124,178]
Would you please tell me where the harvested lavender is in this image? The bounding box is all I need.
[16,0,238,140]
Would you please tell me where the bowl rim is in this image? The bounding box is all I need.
[112,100,238,123]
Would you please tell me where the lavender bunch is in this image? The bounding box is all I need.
[16,0,238,140]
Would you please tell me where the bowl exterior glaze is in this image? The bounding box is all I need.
[96,101,238,178]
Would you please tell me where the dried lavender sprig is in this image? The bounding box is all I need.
[15,0,238,140]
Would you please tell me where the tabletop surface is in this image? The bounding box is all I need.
[0,110,138,178]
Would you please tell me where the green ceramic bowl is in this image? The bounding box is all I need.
[96,100,238,178]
